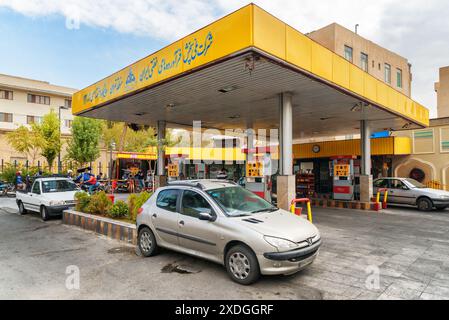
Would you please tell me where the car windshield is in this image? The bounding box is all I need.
[405,178,426,189]
[42,180,78,193]
[207,186,278,217]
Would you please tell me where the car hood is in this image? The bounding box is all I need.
[238,209,319,243]
[42,191,78,201]
[415,188,449,197]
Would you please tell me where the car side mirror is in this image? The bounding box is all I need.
[198,211,216,222]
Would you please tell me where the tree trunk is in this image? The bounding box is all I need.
[118,124,128,152]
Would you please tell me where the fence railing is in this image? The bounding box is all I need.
[425,180,448,191]
[0,159,114,178]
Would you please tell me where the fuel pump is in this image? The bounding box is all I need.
[332,156,355,201]
[244,147,273,202]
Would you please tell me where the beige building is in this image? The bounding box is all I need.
[307,23,412,97]
[435,66,449,118]
[0,74,77,166]
[392,117,449,190]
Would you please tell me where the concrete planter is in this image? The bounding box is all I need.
[63,210,137,245]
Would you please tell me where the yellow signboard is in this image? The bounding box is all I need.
[73,4,429,128]
[72,5,252,114]
[334,165,350,177]
[168,164,179,178]
[246,162,264,178]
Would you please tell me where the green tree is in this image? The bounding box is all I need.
[66,117,102,167]
[6,125,46,165]
[39,111,61,171]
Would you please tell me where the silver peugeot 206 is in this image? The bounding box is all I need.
[136,180,321,285]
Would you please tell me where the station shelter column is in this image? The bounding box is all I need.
[277,92,296,210]
[360,119,373,203]
[156,120,167,188]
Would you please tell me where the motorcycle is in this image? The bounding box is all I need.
[78,182,105,195]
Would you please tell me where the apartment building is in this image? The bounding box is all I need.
[0,74,77,165]
[308,23,412,97]
[435,66,449,118]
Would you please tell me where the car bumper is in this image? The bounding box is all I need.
[47,205,75,215]
[258,240,321,276]
[431,199,449,206]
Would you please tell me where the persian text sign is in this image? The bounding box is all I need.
[72,5,253,114]
[75,32,214,113]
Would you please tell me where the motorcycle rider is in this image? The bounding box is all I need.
[75,167,99,194]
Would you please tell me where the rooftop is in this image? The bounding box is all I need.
[0,73,78,97]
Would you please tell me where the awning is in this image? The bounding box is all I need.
[73,4,429,140]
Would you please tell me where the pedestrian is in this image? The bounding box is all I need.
[16,171,25,191]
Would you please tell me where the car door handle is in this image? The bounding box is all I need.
[152,214,157,218]
[179,220,185,226]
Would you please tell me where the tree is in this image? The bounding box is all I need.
[6,125,46,165]
[66,117,102,167]
[39,111,61,171]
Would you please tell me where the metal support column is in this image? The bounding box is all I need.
[277,93,295,210]
[360,119,373,203]
[279,93,293,176]
[156,120,167,188]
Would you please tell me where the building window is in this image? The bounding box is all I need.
[441,127,449,153]
[64,99,72,108]
[344,45,353,62]
[397,68,403,88]
[65,119,73,128]
[0,89,13,100]
[0,112,13,123]
[361,53,368,72]
[413,129,434,154]
[27,94,50,105]
[384,63,391,84]
[27,115,43,125]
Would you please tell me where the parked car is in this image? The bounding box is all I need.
[16,177,79,221]
[373,177,449,211]
[136,180,321,285]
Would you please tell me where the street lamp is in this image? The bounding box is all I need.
[58,105,70,174]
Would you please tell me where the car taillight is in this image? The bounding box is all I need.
[137,208,144,215]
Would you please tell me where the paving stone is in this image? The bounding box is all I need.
[423,285,449,299]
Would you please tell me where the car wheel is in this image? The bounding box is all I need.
[417,198,433,212]
[225,245,260,285]
[138,227,159,257]
[40,206,49,221]
[435,205,448,211]
[18,201,27,215]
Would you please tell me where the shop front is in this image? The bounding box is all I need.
[293,136,411,201]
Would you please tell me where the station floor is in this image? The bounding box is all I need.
[1,196,449,300]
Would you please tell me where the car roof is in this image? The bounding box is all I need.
[36,177,70,181]
[167,180,238,191]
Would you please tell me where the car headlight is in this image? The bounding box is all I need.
[264,236,298,251]
[439,195,449,199]
[49,200,65,206]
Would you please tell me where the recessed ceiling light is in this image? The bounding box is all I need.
[219,86,238,94]
[166,103,175,109]
[228,115,241,119]
[134,112,146,116]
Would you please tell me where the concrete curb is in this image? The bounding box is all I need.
[63,210,137,245]
[311,199,376,211]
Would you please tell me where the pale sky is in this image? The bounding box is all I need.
[1,0,448,118]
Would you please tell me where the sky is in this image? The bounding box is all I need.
[0,0,448,118]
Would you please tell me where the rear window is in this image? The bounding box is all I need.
[42,180,78,193]
[156,190,179,213]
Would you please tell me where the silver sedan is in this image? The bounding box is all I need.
[374,177,449,211]
[136,180,321,285]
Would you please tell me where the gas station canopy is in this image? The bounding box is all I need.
[72,4,429,138]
